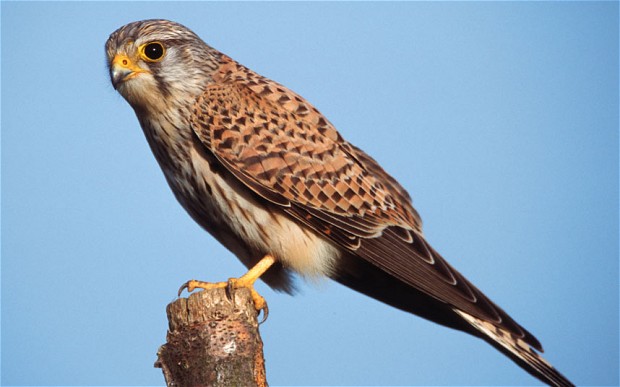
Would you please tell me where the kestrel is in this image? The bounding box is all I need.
[106,19,573,386]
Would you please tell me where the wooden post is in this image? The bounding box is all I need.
[154,287,268,387]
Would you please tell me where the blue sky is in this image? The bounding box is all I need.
[2,2,618,386]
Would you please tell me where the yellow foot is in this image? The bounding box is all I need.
[178,255,276,323]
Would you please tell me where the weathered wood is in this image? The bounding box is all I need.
[155,287,268,387]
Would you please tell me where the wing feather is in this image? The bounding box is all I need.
[189,56,542,351]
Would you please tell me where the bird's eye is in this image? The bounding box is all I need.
[141,42,165,62]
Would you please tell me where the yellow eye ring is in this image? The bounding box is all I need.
[139,41,166,62]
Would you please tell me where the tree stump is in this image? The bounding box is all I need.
[155,287,268,387]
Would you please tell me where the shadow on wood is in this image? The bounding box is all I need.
[155,287,268,386]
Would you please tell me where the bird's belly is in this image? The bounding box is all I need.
[174,146,341,278]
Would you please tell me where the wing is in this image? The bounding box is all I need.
[189,55,540,349]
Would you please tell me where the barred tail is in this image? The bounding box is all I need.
[454,309,574,387]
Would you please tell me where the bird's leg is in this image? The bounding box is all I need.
[178,254,276,321]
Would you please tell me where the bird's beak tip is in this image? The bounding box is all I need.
[109,54,147,89]
[110,65,131,89]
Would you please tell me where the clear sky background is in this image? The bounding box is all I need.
[2,2,618,386]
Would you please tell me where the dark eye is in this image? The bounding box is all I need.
[143,42,165,61]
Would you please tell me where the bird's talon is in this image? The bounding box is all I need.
[258,303,269,324]
[226,278,236,301]
[176,256,275,320]
[177,280,192,297]
[248,288,269,323]
[177,277,269,321]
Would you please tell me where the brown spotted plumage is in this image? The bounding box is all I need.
[106,19,573,386]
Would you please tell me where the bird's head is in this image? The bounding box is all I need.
[106,19,219,112]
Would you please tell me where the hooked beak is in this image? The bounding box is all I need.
[110,54,149,88]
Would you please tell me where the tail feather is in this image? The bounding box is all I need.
[455,309,574,387]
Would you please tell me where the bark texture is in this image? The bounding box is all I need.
[155,287,267,387]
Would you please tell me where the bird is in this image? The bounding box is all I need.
[106,19,573,386]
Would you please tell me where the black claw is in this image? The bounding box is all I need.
[177,281,191,297]
[258,303,269,324]
[225,279,236,302]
